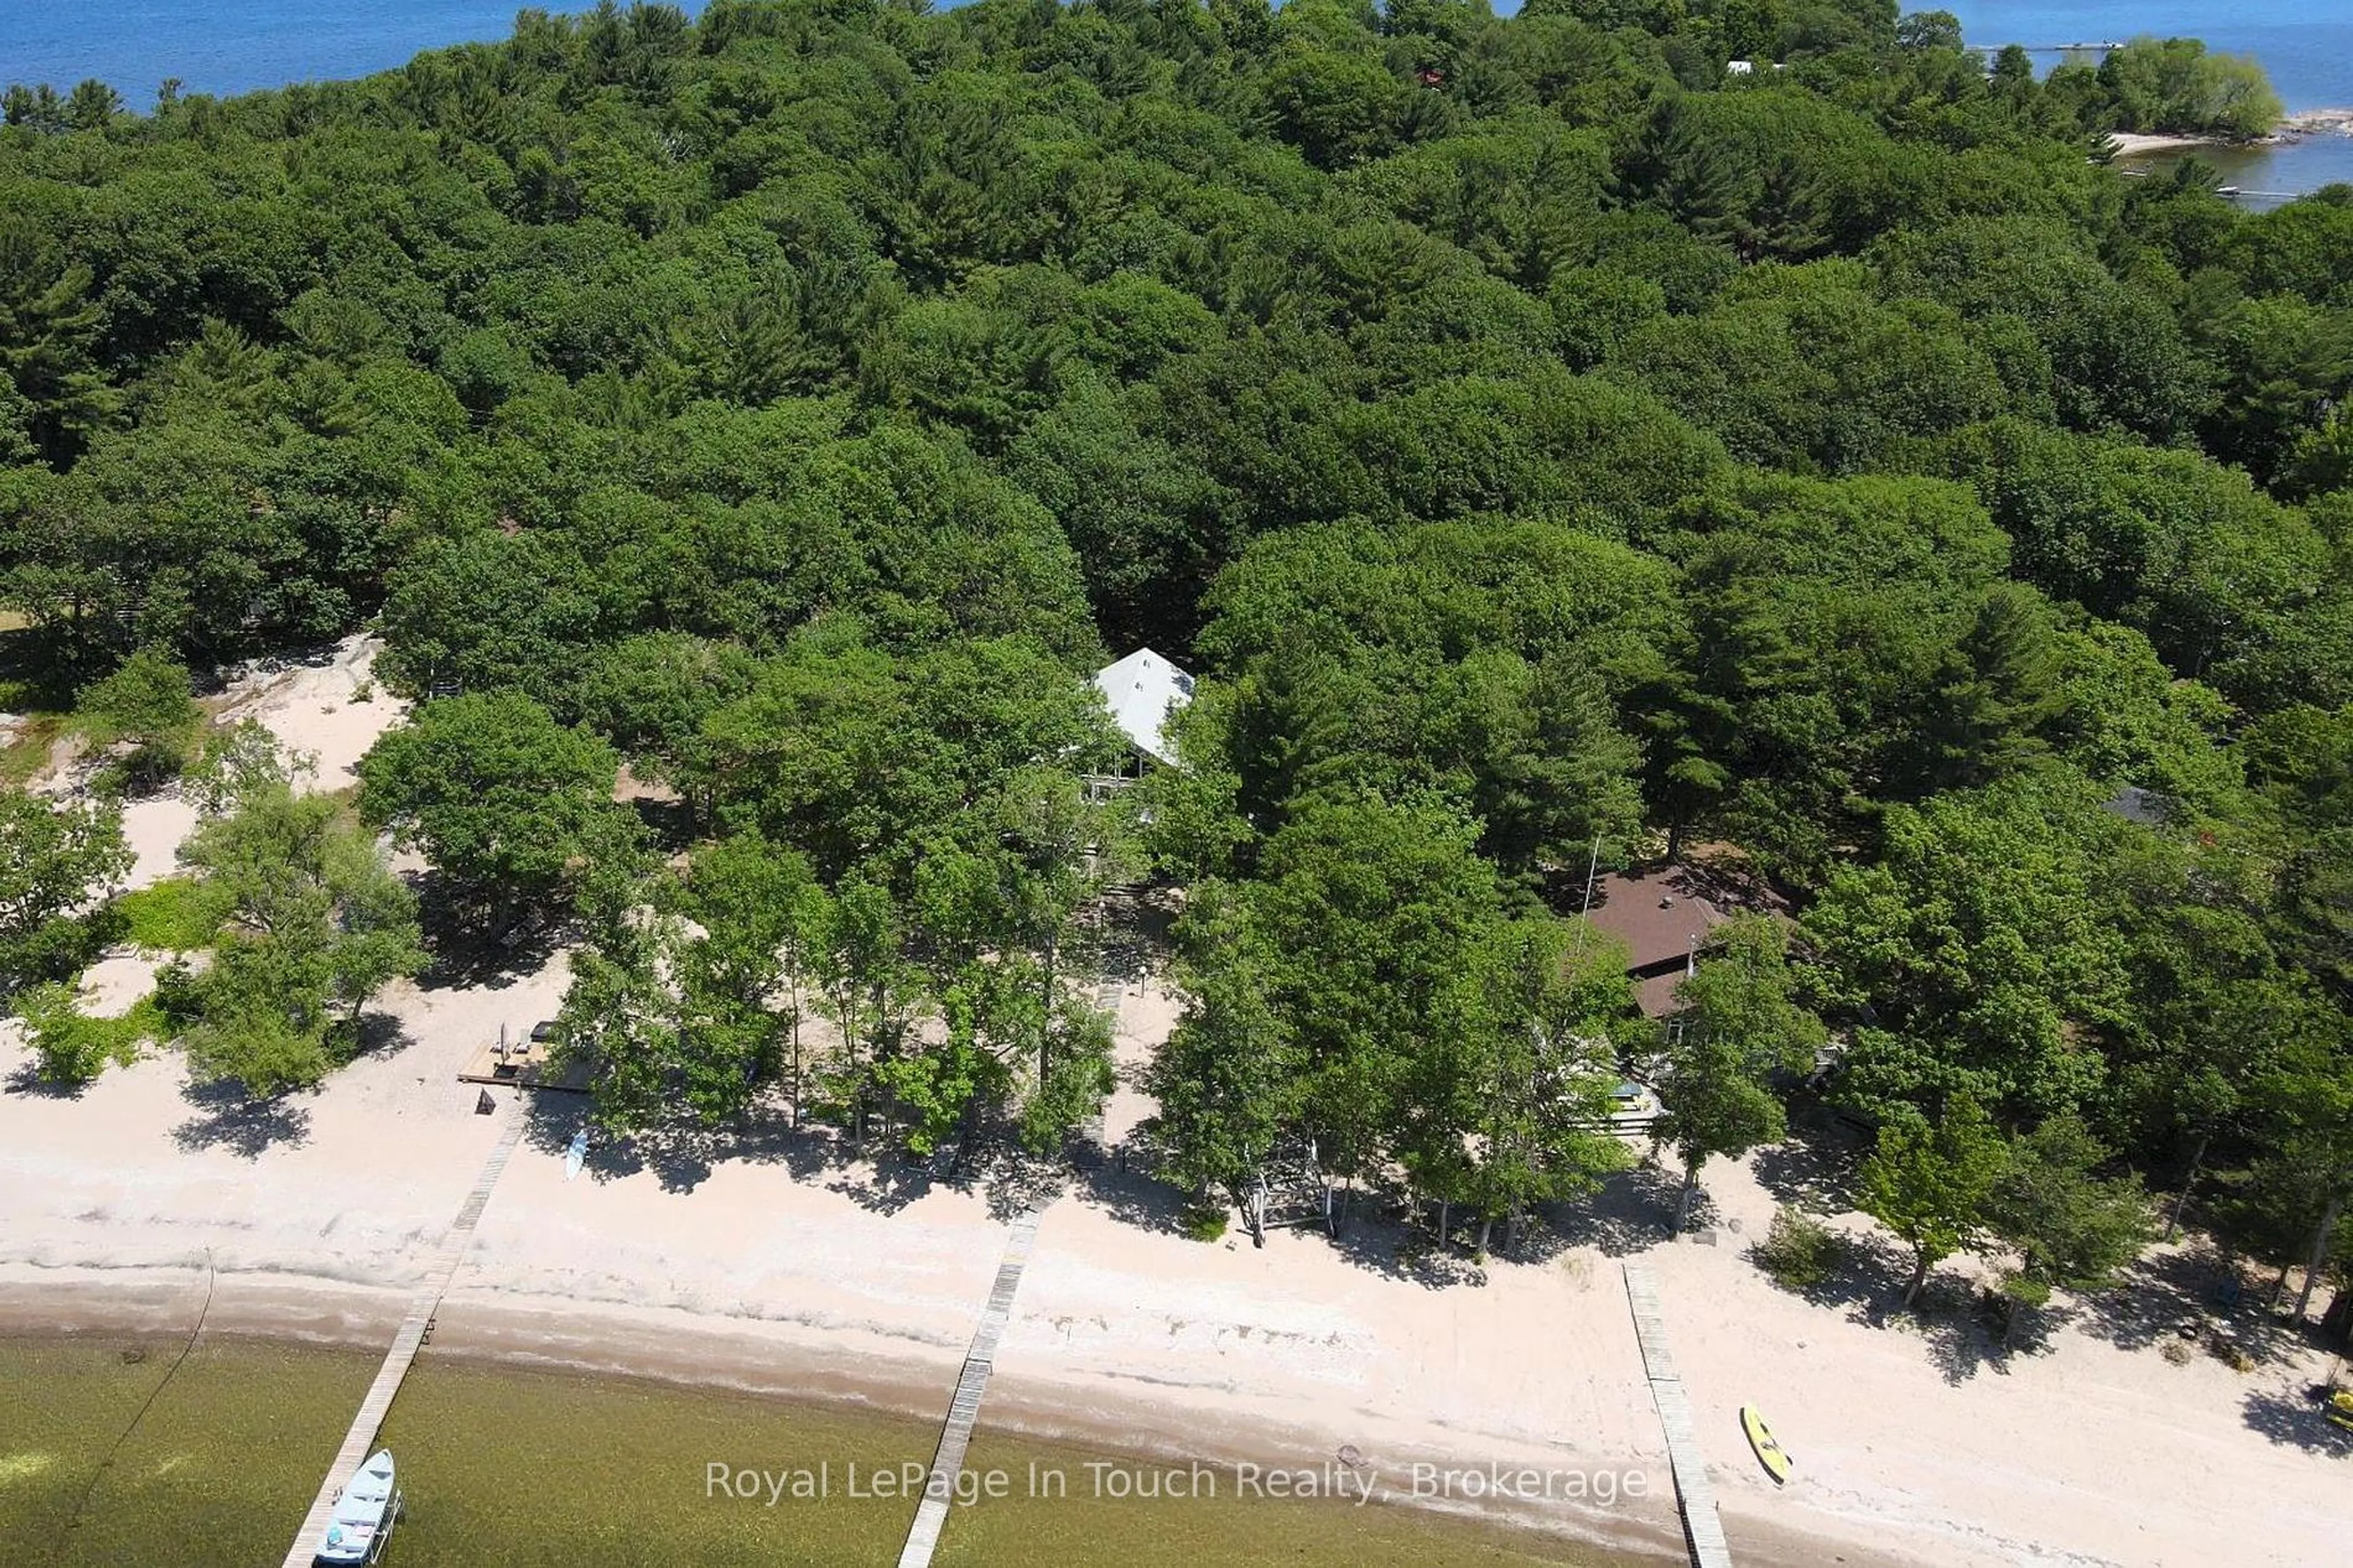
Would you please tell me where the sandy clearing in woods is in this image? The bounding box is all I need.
[28,634,408,893]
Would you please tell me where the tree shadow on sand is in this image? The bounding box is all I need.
[1326,1206,1491,1289]
[347,1011,418,1063]
[1901,1279,2012,1385]
[2242,1381,2353,1455]
[1742,1220,2013,1384]
[1301,1159,1710,1281]
[1534,1162,1689,1259]
[410,876,572,991]
[517,1086,998,1210]
[1075,1156,1194,1237]
[1750,1099,1869,1210]
[218,638,354,684]
[2066,1240,2261,1355]
[4,1058,94,1100]
[825,1156,942,1218]
[2081,1251,2353,1452]
[518,1090,808,1196]
[979,1156,1069,1223]
[172,1078,311,1157]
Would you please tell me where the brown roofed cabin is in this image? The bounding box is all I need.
[1579,864,1730,1018]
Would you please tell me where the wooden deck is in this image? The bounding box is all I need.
[896,1206,1047,1568]
[455,1036,589,1093]
[1623,1260,1735,1568]
[278,1110,528,1568]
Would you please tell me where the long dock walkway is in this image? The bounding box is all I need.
[896,1206,1047,1568]
[278,1111,528,1568]
[1622,1260,1734,1568]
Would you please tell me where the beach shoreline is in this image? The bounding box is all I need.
[6,1056,2349,1568]
[2102,110,2353,163]
[6,637,2352,1568]
[2105,130,2229,158]
[2278,108,2353,138]
[0,1261,1892,1568]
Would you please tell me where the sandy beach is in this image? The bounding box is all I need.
[2106,112,2353,162]
[2103,131,2226,159]
[4,638,2351,1568]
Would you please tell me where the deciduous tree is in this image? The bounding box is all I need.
[1859,1094,2009,1309]
[358,691,623,922]
[0,793,130,992]
[1651,915,1824,1230]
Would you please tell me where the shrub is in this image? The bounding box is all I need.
[1753,1204,1841,1291]
[2207,1331,2256,1372]
[151,958,205,1029]
[77,647,201,792]
[1999,1272,2053,1312]
[4,910,117,992]
[1180,1202,1230,1243]
[13,981,159,1085]
[114,877,230,952]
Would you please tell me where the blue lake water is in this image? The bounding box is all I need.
[0,2,691,104]
[1944,1,2353,204]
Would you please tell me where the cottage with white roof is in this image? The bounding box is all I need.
[1093,647,1194,771]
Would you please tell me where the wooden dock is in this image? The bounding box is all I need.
[895,1206,1047,1568]
[1973,40,2124,53]
[1623,1261,1735,1568]
[278,1110,528,1568]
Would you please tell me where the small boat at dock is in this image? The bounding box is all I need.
[314,1449,400,1565]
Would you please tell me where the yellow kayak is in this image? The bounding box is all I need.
[1741,1404,1793,1485]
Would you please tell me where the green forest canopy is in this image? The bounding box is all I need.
[5,0,2353,1290]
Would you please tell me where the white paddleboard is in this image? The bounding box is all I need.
[565,1126,588,1181]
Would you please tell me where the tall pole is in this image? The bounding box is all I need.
[1573,834,1602,964]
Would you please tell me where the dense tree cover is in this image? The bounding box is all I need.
[357,689,627,919]
[1652,915,1823,1227]
[0,2,2348,1300]
[178,731,426,1096]
[1151,798,1636,1248]
[2088,38,2282,141]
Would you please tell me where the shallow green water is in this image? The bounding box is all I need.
[0,1335,1631,1567]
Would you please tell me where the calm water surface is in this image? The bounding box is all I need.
[0,2,679,102]
[0,1335,1625,1567]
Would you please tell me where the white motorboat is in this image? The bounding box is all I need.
[313,1449,400,1566]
